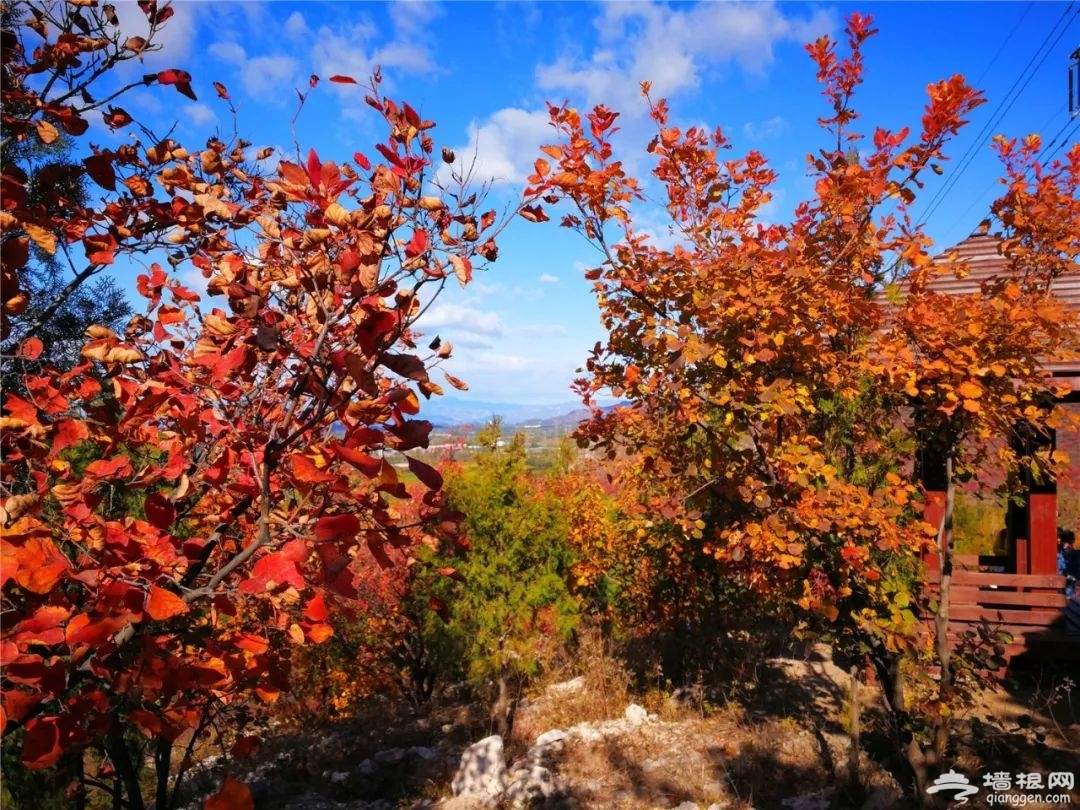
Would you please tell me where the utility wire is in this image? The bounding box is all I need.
[1042,119,1080,162]
[948,103,1068,228]
[921,3,1078,229]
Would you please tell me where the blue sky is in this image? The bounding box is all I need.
[89,1,1078,412]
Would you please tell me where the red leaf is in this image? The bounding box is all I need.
[303,593,329,622]
[14,538,70,594]
[83,153,116,191]
[367,536,394,569]
[231,736,261,760]
[234,633,269,654]
[84,232,117,265]
[247,550,305,590]
[144,492,176,530]
[304,622,333,643]
[204,775,254,810]
[332,444,381,478]
[145,586,188,620]
[19,337,43,360]
[520,204,549,223]
[157,69,197,101]
[291,453,336,485]
[22,716,65,769]
[213,81,230,100]
[2,691,42,730]
[306,148,322,189]
[405,229,428,259]
[84,456,132,480]
[353,152,371,171]
[329,75,358,84]
[65,613,126,647]
[51,420,88,456]
[314,514,360,542]
[406,456,443,491]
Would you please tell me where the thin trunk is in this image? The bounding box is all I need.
[105,732,145,810]
[847,664,861,793]
[154,738,173,810]
[933,456,956,760]
[492,673,510,738]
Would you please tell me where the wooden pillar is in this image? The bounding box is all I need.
[917,439,949,573]
[1007,422,1058,576]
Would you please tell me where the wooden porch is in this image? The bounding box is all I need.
[926,561,1080,665]
[914,228,1080,667]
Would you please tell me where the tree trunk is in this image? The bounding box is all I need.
[492,673,510,738]
[933,456,956,760]
[154,738,173,810]
[847,664,862,794]
[105,732,145,810]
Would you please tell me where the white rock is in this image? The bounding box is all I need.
[535,729,567,747]
[412,746,438,761]
[330,771,349,784]
[451,735,507,800]
[545,676,585,695]
[505,764,555,808]
[624,703,650,725]
[672,803,700,810]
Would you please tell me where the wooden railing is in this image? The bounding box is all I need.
[925,569,1079,663]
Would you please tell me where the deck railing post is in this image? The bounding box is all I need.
[916,437,949,573]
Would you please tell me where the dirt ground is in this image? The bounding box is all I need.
[175,645,1080,810]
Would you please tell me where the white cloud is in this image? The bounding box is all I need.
[208,41,247,65]
[388,1,442,37]
[183,103,217,128]
[284,11,310,39]
[423,303,504,335]
[311,18,433,92]
[538,273,560,284]
[443,331,497,350]
[452,352,537,373]
[442,108,554,186]
[744,115,789,141]
[241,55,299,104]
[538,3,835,113]
[514,323,569,336]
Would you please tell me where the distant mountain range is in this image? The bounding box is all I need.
[423,397,622,428]
[423,398,585,427]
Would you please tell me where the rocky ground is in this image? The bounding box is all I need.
[177,646,1079,810]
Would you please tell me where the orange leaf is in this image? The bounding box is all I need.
[204,775,254,810]
[19,337,43,360]
[449,254,471,287]
[146,586,188,621]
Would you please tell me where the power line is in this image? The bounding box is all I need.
[920,3,1078,229]
[973,2,1035,88]
[1042,119,1080,162]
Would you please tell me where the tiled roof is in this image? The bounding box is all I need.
[924,231,1080,313]
[921,228,1080,389]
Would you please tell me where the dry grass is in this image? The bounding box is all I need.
[512,625,634,744]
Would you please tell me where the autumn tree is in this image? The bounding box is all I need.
[1,4,515,808]
[525,12,1078,801]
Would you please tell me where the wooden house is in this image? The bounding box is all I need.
[914,226,1080,662]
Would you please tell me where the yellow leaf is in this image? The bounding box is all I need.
[23,223,56,255]
[35,119,59,145]
[958,380,982,399]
